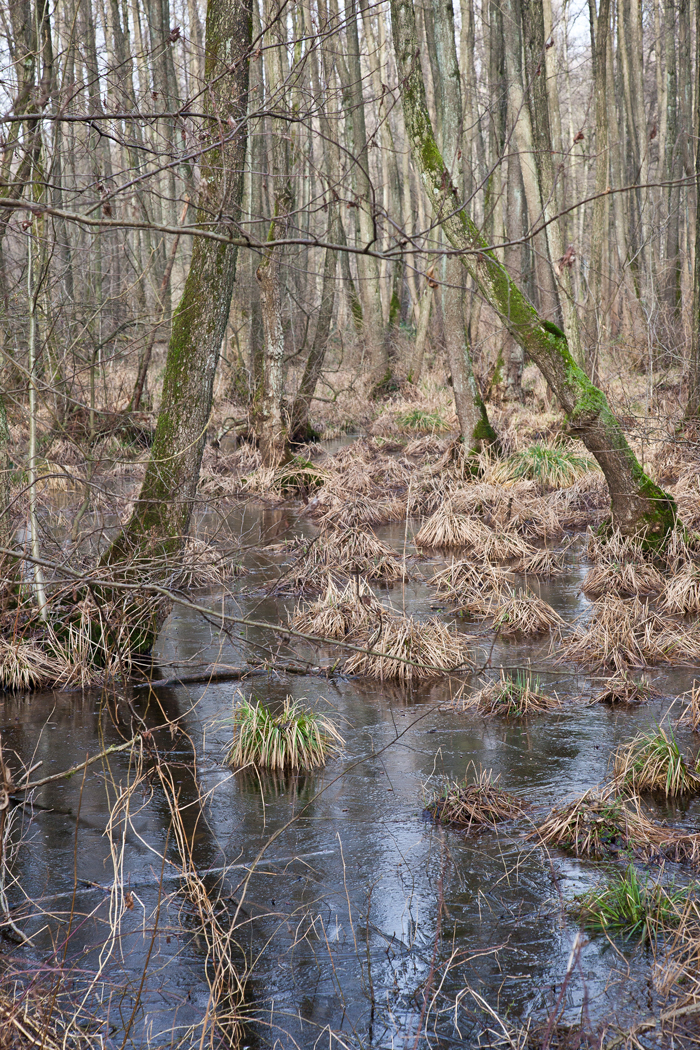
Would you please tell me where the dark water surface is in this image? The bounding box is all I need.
[2,496,700,1048]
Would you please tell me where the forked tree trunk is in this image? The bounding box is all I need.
[106,0,252,567]
[390,0,676,543]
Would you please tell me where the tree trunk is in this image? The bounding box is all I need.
[106,0,252,568]
[289,213,338,443]
[337,0,387,382]
[684,0,700,420]
[390,0,676,542]
[429,0,498,449]
[586,0,611,378]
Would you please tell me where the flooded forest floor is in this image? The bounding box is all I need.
[4,390,700,1049]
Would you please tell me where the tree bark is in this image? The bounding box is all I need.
[106,0,252,566]
[429,0,498,448]
[586,0,611,378]
[390,0,676,542]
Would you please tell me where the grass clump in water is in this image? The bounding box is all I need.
[457,670,561,716]
[558,596,673,673]
[677,682,700,731]
[228,694,343,772]
[531,790,663,860]
[0,638,68,691]
[612,726,700,797]
[592,673,658,705]
[582,560,664,600]
[424,764,530,832]
[662,563,700,615]
[343,615,472,683]
[415,504,492,550]
[429,560,512,617]
[489,441,595,490]
[492,588,564,635]
[571,864,690,943]
[278,526,407,593]
[291,576,383,640]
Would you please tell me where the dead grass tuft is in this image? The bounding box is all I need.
[530,789,666,860]
[429,561,512,616]
[424,763,530,831]
[592,673,658,705]
[454,670,561,716]
[278,527,408,594]
[558,596,674,672]
[0,638,68,690]
[343,614,472,683]
[291,576,383,640]
[415,504,492,549]
[492,588,564,635]
[170,538,243,589]
[516,547,566,576]
[676,682,700,731]
[582,560,664,599]
[662,563,700,615]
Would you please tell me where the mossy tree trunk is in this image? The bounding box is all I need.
[390,0,676,542]
[106,0,252,565]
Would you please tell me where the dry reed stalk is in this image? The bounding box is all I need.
[558,596,673,672]
[592,673,657,704]
[662,564,700,615]
[343,615,472,683]
[455,670,561,716]
[424,764,530,831]
[582,560,664,599]
[0,639,68,690]
[492,589,564,635]
[677,683,700,731]
[612,726,700,797]
[291,576,383,639]
[529,790,668,860]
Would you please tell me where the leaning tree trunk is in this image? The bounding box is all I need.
[684,0,700,422]
[390,0,676,543]
[106,0,252,566]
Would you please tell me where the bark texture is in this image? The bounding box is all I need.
[390,0,676,541]
[107,0,252,563]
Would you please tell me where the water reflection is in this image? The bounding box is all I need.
[1,496,699,1047]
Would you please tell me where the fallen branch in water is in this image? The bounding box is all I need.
[132,662,339,690]
[12,736,139,793]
